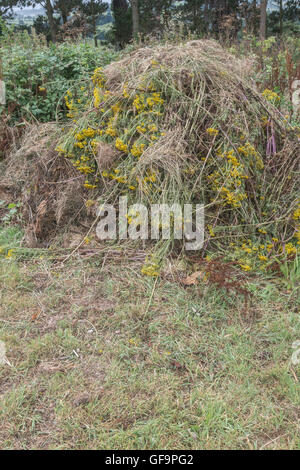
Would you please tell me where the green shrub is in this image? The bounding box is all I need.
[0,29,118,123]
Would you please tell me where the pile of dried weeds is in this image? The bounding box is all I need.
[3,40,300,271]
[3,123,91,246]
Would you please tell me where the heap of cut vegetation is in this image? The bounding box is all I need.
[6,40,300,275]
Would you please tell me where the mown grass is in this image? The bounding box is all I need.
[0,227,299,450]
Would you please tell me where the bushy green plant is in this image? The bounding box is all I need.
[230,35,300,99]
[0,28,118,123]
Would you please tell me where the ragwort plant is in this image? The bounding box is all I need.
[56,40,300,276]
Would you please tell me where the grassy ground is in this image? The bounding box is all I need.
[0,226,299,450]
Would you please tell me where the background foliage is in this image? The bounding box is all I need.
[0,24,118,122]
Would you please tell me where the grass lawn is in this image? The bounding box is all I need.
[0,227,299,450]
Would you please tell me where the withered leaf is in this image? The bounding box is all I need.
[182,271,206,286]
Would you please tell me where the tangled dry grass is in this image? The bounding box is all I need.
[3,40,300,272]
[2,123,89,247]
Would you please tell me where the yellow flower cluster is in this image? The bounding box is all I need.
[91,68,107,108]
[147,92,164,108]
[141,255,160,277]
[115,138,128,153]
[282,243,297,256]
[262,89,280,102]
[92,67,106,89]
[206,128,219,136]
[208,225,216,237]
[133,92,164,114]
[293,203,300,221]
[232,233,299,273]
[208,149,249,208]
[84,182,97,189]
[131,142,145,158]
[133,94,146,113]
[144,169,157,184]
[59,68,165,193]
[105,110,119,137]
[55,125,102,186]
[221,187,247,207]
[65,90,78,119]
[76,128,96,140]
[56,145,66,154]
[77,165,94,175]
[184,166,197,175]
[102,169,137,190]
[94,87,102,108]
[240,264,252,272]
[238,142,264,170]
[136,125,146,133]
[292,203,300,246]
[1,249,15,259]
[106,126,117,137]
[123,83,130,99]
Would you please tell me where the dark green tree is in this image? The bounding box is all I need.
[177,0,206,35]
[111,0,175,45]
[131,0,139,37]
[0,1,16,19]
[53,0,82,24]
[177,0,243,37]
[111,0,132,47]
[268,1,300,35]
[241,1,259,35]
[138,0,174,35]
[260,0,268,39]
[32,13,60,40]
[284,0,300,20]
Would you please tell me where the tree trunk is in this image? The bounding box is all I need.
[131,0,139,38]
[45,0,57,43]
[252,0,257,34]
[279,0,283,35]
[62,11,68,25]
[92,17,98,47]
[204,0,209,30]
[260,0,267,40]
[209,0,217,34]
[112,0,129,12]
